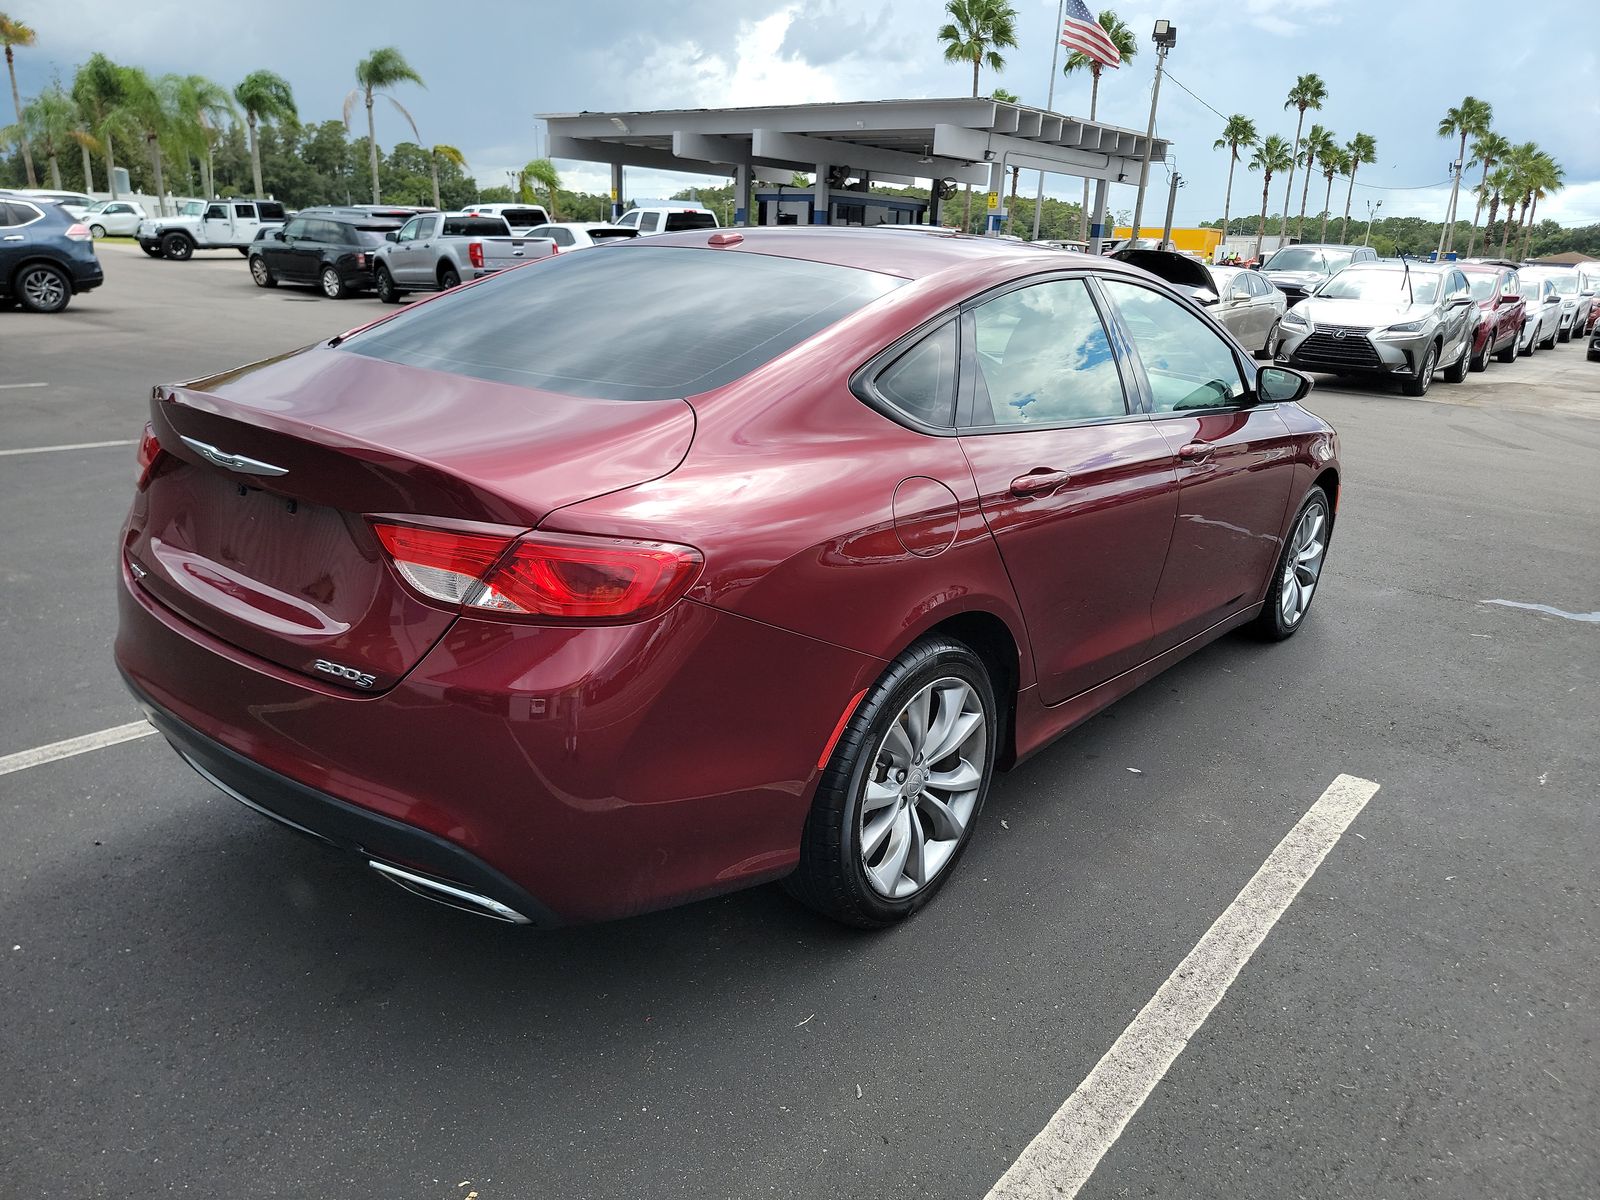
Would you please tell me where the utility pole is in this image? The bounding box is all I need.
[1031,0,1066,243]
[1160,168,1183,249]
[1129,20,1177,240]
[1435,157,1461,260]
[1364,198,1382,247]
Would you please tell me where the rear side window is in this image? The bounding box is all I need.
[234,203,256,219]
[342,246,903,400]
[257,203,286,221]
[665,212,717,232]
[442,217,510,237]
[869,322,958,428]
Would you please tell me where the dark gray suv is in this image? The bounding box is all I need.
[1262,243,1379,306]
[0,193,104,313]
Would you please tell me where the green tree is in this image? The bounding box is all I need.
[1463,130,1510,257]
[1436,96,1490,254]
[72,53,126,197]
[1479,163,1513,255]
[234,70,297,198]
[1279,74,1326,248]
[1338,133,1376,242]
[117,67,179,213]
[1213,114,1257,244]
[1318,145,1348,242]
[0,11,36,186]
[1249,134,1293,261]
[1518,151,1563,261]
[1499,141,1539,256]
[344,47,424,204]
[1062,9,1137,239]
[1295,123,1335,241]
[2,82,98,190]
[429,143,466,211]
[518,157,560,217]
[173,74,234,199]
[938,0,1018,229]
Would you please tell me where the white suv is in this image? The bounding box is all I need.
[614,205,719,236]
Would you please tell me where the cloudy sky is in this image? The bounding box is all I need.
[9,0,1598,228]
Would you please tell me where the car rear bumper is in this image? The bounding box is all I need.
[114,555,881,924]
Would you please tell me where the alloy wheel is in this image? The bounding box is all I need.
[20,266,67,311]
[1279,501,1328,627]
[859,677,987,899]
[250,258,270,287]
[321,268,342,299]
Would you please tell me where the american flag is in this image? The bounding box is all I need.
[1060,0,1121,69]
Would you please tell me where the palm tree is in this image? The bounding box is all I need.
[344,47,424,205]
[173,75,234,199]
[1436,96,1491,254]
[429,143,466,212]
[1518,152,1563,261]
[1249,135,1293,261]
[1063,9,1138,239]
[234,70,297,198]
[1280,73,1326,240]
[2,83,98,190]
[1499,141,1539,256]
[1318,146,1349,242]
[1212,114,1257,238]
[1338,132,1376,242]
[117,67,176,214]
[1296,123,1335,240]
[72,53,126,198]
[937,0,1019,230]
[1480,163,1514,258]
[518,157,560,218]
[1,11,37,186]
[1463,130,1510,257]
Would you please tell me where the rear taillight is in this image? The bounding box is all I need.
[136,423,164,489]
[65,223,92,242]
[468,241,484,269]
[355,251,367,267]
[371,522,701,623]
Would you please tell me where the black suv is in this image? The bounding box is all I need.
[248,206,410,298]
[0,193,104,313]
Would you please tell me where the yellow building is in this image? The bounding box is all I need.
[1112,226,1225,259]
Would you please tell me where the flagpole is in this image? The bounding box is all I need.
[1031,0,1066,242]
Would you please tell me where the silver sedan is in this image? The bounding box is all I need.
[1110,249,1285,354]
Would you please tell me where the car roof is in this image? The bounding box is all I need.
[632,225,1104,282]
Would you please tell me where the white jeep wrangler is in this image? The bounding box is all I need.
[136,199,289,260]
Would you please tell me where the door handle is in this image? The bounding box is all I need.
[1009,469,1072,496]
[1,234,23,241]
[1177,442,1215,464]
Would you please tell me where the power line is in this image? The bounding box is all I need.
[1162,71,1229,123]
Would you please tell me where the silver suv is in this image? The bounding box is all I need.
[1274,262,1476,397]
[1261,243,1379,306]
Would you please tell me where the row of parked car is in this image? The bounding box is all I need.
[1118,239,1599,395]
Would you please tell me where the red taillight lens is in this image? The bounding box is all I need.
[371,522,701,623]
[65,222,92,242]
[136,423,163,489]
[467,241,484,269]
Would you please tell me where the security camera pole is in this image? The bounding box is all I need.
[1129,20,1177,241]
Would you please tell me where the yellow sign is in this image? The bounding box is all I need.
[986,192,999,211]
[610,188,618,201]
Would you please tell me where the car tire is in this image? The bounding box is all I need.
[1557,325,1570,344]
[785,635,997,928]
[14,262,72,313]
[1469,335,1491,372]
[161,233,193,261]
[438,265,461,291]
[375,265,403,304]
[89,223,107,239]
[249,256,276,289]
[320,266,349,300]
[1251,486,1331,642]
[1496,329,1519,364]
[1403,342,1438,396]
[1542,325,1558,350]
[1442,342,1470,384]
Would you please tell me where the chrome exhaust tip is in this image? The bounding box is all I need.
[367,860,531,924]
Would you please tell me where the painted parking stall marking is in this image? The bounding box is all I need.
[0,721,156,777]
[986,774,1382,1200]
[0,438,137,457]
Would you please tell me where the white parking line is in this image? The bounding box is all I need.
[0,382,49,390]
[0,721,156,777]
[986,773,1381,1200]
[0,438,137,457]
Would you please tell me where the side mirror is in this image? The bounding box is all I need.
[1449,295,1473,308]
[1256,365,1312,404]
[385,231,398,242]
[1545,294,1561,305]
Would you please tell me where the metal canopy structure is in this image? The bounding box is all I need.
[540,98,1167,248]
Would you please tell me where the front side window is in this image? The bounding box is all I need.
[205,203,228,220]
[281,217,309,239]
[1100,279,1247,412]
[397,218,425,243]
[616,211,639,228]
[871,321,958,428]
[967,278,1127,427]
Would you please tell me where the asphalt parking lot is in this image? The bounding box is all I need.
[3,246,1597,1199]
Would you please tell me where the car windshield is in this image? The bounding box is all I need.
[1318,270,1441,303]
[1466,276,1498,300]
[342,246,904,401]
[1543,275,1577,295]
[85,201,110,214]
[1266,248,1352,274]
[176,201,204,217]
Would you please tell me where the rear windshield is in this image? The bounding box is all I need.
[356,228,397,247]
[443,216,511,236]
[664,212,717,232]
[498,208,546,226]
[341,245,903,400]
[589,227,637,241]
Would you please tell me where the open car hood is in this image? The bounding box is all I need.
[1113,249,1217,301]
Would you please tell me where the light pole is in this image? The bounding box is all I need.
[1160,167,1183,249]
[1435,157,1461,260]
[1129,19,1177,241]
[1364,198,1382,246]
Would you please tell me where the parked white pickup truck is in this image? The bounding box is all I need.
[370,211,555,302]
[137,198,289,260]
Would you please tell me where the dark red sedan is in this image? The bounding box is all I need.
[1459,263,1527,370]
[116,228,1340,928]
